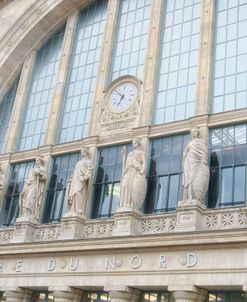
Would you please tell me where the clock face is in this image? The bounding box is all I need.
[109,82,137,112]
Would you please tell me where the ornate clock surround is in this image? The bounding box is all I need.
[98,75,142,135]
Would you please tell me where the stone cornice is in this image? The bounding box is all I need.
[1,228,247,256]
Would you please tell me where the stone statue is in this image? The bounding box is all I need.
[183,127,209,202]
[0,164,4,191]
[119,138,147,212]
[65,146,94,217]
[19,156,47,220]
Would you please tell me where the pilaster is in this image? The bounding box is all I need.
[5,51,36,153]
[139,0,164,126]
[45,10,80,145]
[196,0,215,115]
[51,287,82,302]
[89,0,120,136]
[4,288,32,302]
[109,289,140,302]
[172,290,207,302]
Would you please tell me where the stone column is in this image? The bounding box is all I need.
[4,288,32,302]
[139,0,164,126]
[172,291,206,302]
[45,10,80,145]
[196,0,215,115]
[109,289,140,302]
[89,0,120,136]
[51,287,82,302]
[5,51,36,153]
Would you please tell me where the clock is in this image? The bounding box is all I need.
[106,76,140,113]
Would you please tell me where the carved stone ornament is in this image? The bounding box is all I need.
[182,127,210,203]
[118,138,147,213]
[98,75,141,135]
[63,146,94,218]
[19,156,47,221]
[0,163,4,191]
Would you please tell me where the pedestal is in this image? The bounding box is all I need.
[175,200,206,232]
[112,210,142,236]
[60,216,85,240]
[12,218,39,243]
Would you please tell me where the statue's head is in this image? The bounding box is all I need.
[81,146,90,158]
[190,127,200,139]
[132,137,141,149]
[36,155,44,166]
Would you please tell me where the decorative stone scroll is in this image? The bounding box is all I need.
[64,146,94,218]
[19,156,47,221]
[182,127,209,203]
[118,138,147,213]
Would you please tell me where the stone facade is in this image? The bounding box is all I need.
[0,0,246,301]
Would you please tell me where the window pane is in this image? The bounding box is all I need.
[145,134,189,213]
[154,0,201,124]
[212,0,247,112]
[18,27,65,151]
[110,0,151,81]
[0,76,19,153]
[0,161,34,226]
[208,124,247,207]
[57,1,108,143]
[91,144,131,218]
[43,153,80,223]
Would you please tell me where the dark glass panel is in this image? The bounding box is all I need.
[234,166,245,203]
[168,174,179,209]
[221,167,233,205]
[156,176,168,211]
[222,146,234,166]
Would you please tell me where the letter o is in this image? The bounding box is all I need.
[130,255,142,269]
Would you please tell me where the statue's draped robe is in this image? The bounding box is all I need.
[20,167,46,218]
[68,159,94,215]
[120,149,146,210]
[183,138,209,201]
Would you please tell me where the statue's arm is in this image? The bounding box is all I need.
[140,152,146,175]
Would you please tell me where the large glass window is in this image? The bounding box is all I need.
[145,134,190,214]
[0,161,34,226]
[208,124,247,208]
[31,291,54,302]
[207,291,247,302]
[91,144,130,219]
[110,0,151,81]
[43,153,79,223]
[18,26,65,151]
[57,1,108,144]
[154,0,201,124]
[212,0,247,113]
[0,76,19,153]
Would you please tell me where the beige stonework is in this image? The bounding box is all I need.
[45,9,80,146]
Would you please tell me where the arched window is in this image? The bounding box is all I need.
[212,0,247,113]
[57,0,108,144]
[110,0,151,81]
[154,0,201,124]
[18,26,65,151]
[0,76,19,153]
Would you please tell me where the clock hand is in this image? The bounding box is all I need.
[117,94,125,106]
